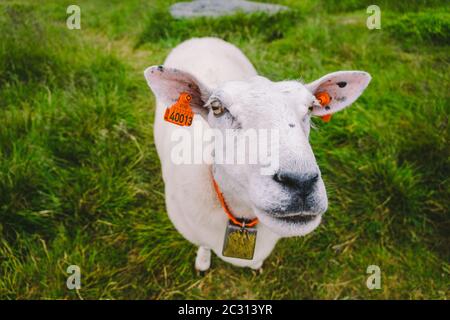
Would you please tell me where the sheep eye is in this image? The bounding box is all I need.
[309,98,321,112]
[210,99,225,117]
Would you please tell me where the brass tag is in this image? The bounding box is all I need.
[222,220,257,260]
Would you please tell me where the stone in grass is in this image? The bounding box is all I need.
[170,0,289,19]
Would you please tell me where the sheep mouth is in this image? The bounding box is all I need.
[272,213,318,224]
[254,205,321,225]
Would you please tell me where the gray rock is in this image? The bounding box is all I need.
[170,0,289,19]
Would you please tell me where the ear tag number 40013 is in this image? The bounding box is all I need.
[164,92,194,126]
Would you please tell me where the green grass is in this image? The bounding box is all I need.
[0,0,448,299]
[386,9,450,46]
[137,8,301,46]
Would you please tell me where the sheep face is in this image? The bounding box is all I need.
[145,66,371,237]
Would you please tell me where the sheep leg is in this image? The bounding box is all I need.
[251,261,263,273]
[195,246,211,272]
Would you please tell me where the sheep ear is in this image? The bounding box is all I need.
[144,65,211,118]
[306,71,371,116]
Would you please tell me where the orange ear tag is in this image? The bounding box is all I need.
[314,92,332,122]
[163,92,194,126]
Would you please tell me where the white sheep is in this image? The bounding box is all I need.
[144,37,371,271]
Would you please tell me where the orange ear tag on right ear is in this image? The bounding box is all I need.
[314,92,332,122]
[163,92,194,126]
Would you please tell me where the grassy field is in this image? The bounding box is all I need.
[0,0,448,299]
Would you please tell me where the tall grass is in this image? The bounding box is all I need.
[137,7,302,46]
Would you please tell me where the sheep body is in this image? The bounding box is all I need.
[154,38,280,269]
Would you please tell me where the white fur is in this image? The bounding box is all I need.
[145,37,371,270]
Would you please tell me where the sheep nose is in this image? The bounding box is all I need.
[273,171,319,198]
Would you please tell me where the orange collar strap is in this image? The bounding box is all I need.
[212,177,259,228]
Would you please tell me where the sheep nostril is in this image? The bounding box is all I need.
[299,173,319,197]
[273,171,319,196]
[273,173,283,184]
[310,173,319,183]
